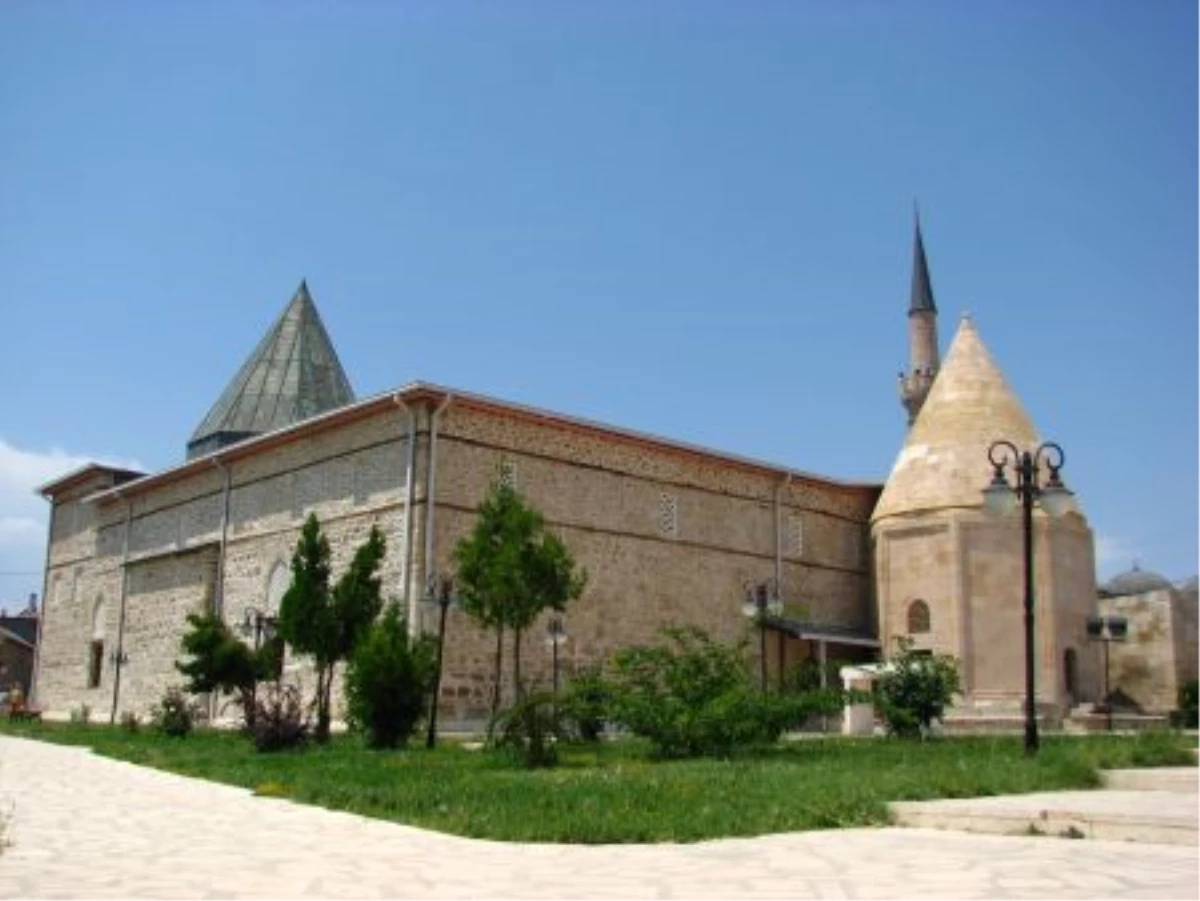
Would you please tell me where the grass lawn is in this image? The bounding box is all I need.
[1,720,1193,843]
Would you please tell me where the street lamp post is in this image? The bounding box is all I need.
[423,574,455,750]
[237,606,280,719]
[740,580,783,692]
[1086,614,1128,732]
[546,618,569,698]
[982,440,1074,756]
[238,607,278,651]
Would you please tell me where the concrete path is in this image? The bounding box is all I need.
[890,766,1199,846]
[1,736,1196,900]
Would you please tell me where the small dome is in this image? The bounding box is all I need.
[1101,565,1174,598]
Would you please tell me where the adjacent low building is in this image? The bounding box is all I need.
[1095,566,1198,715]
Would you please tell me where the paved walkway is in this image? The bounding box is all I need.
[0,736,1196,899]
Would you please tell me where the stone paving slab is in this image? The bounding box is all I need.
[1102,767,1198,792]
[1,736,1197,900]
[890,788,1198,845]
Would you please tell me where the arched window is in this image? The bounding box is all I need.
[266,560,290,612]
[263,561,291,680]
[906,599,931,635]
[88,596,106,688]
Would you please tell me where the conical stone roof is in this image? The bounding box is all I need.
[186,281,355,459]
[873,316,1041,522]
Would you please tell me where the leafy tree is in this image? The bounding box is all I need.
[345,603,437,748]
[279,514,388,743]
[176,611,271,728]
[874,637,962,739]
[454,482,587,715]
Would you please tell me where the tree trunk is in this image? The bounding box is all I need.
[316,663,331,743]
[513,627,523,700]
[490,625,505,720]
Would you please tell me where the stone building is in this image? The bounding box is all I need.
[873,314,1101,726]
[34,283,880,725]
[33,223,1153,730]
[1094,566,1199,714]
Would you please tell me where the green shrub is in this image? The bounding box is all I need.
[120,711,140,733]
[344,603,436,749]
[1172,680,1198,729]
[490,691,560,767]
[151,687,196,738]
[604,626,808,758]
[248,682,309,752]
[69,704,91,725]
[874,637,961,738]
[559,665,610,741]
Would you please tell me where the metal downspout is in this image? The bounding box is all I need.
[774,473,793,591]
[29,499,57,706]
[392,394,418,631]
[109,496,132,724]
[211,457,232,724]
[423,394,454,623]
[213,458,232,617]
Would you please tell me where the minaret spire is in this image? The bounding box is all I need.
[897,209,941,425]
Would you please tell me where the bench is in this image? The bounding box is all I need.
[6,699,43,722]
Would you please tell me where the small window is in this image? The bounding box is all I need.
[88,595,106,688]
[87,640,104,688]
[907,599,931,634]
[658,492,679,538]
[788,514,804,558]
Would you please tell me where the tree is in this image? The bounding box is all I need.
[454,482,587,715]
[874,637,962,738]
[344,602,437,748]
[278,514,388,743]
[176,611,272,728]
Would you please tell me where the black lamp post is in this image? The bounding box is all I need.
[237,606,280,718]
[546,618,569,698]
[238,607,278,651]
[423,573,455,750]
[740,580,783,692]
[982,440,1074,756]
[1086,614,1128,732]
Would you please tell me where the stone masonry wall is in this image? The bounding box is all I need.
[420,402,877,721]
[38,397,878,726]
[37,411,412,720]
[1100,589,1181,714]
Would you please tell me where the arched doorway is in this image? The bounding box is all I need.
[1063,648,1078,705]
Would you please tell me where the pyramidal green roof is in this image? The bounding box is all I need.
[186,281,355,459]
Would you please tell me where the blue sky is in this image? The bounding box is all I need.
[0,1,1195,607]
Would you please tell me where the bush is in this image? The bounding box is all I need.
[69,704,91,725]
[1172,680,1198,729]
[559,665,609,741]
[151,687,196,738]
[248,682,309,752]
[344,603,436,749]
[604,626,807,758]
[120,711,140,733]
[490,691,560,767]
[874,637,961,738]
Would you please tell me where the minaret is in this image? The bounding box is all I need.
[897,211,940,425]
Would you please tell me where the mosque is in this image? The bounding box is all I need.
[31,224,1195,728]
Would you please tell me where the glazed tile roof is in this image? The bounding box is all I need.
[187,281,355,458]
